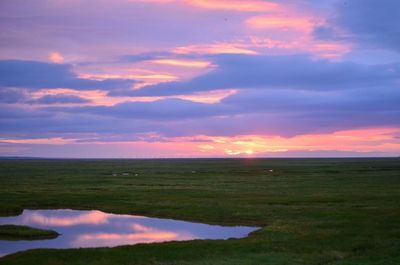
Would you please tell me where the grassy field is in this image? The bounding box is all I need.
[0,225,59,241]
[0,158,399,264]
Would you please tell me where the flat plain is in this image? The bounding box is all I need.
[0,158,399,265]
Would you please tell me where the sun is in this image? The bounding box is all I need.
[245,150,254,155]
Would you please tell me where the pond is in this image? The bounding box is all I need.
[0,209,259,257]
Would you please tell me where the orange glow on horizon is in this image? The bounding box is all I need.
[126,127,400,157]
[202,128,400,156]
[7,127,397,157]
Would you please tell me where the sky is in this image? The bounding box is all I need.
[0,0,400,158]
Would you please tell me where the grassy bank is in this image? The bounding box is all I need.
[0,158,399,264]
[0,225,59,241]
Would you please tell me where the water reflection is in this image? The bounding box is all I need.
[26,210,109,226]
[0,209,258,257]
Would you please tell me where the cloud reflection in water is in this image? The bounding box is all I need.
[0,209,258,257]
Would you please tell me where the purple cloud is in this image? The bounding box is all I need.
[34,94,91,104]
[0,60,136,90]
[0,88,27,103]
[1,84,399,140]
[315,0,400,52]
[1,0,399,157]
[123,54,400,96]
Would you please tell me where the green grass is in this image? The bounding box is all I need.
[0,158,399,264]
[0,225,59,241]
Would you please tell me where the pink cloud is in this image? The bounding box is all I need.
[173,43,258,55]
[185,0,278,12]
[149,59,213,68]
[246,16,316,32]
[49,52,64,64]
[4,127,398,158]
[141,0,279,12]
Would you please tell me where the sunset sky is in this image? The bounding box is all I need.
[0,0,399,158]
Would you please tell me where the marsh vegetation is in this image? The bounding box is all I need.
[0,158,399,264]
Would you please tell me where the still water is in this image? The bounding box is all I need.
[0,209,259,257]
